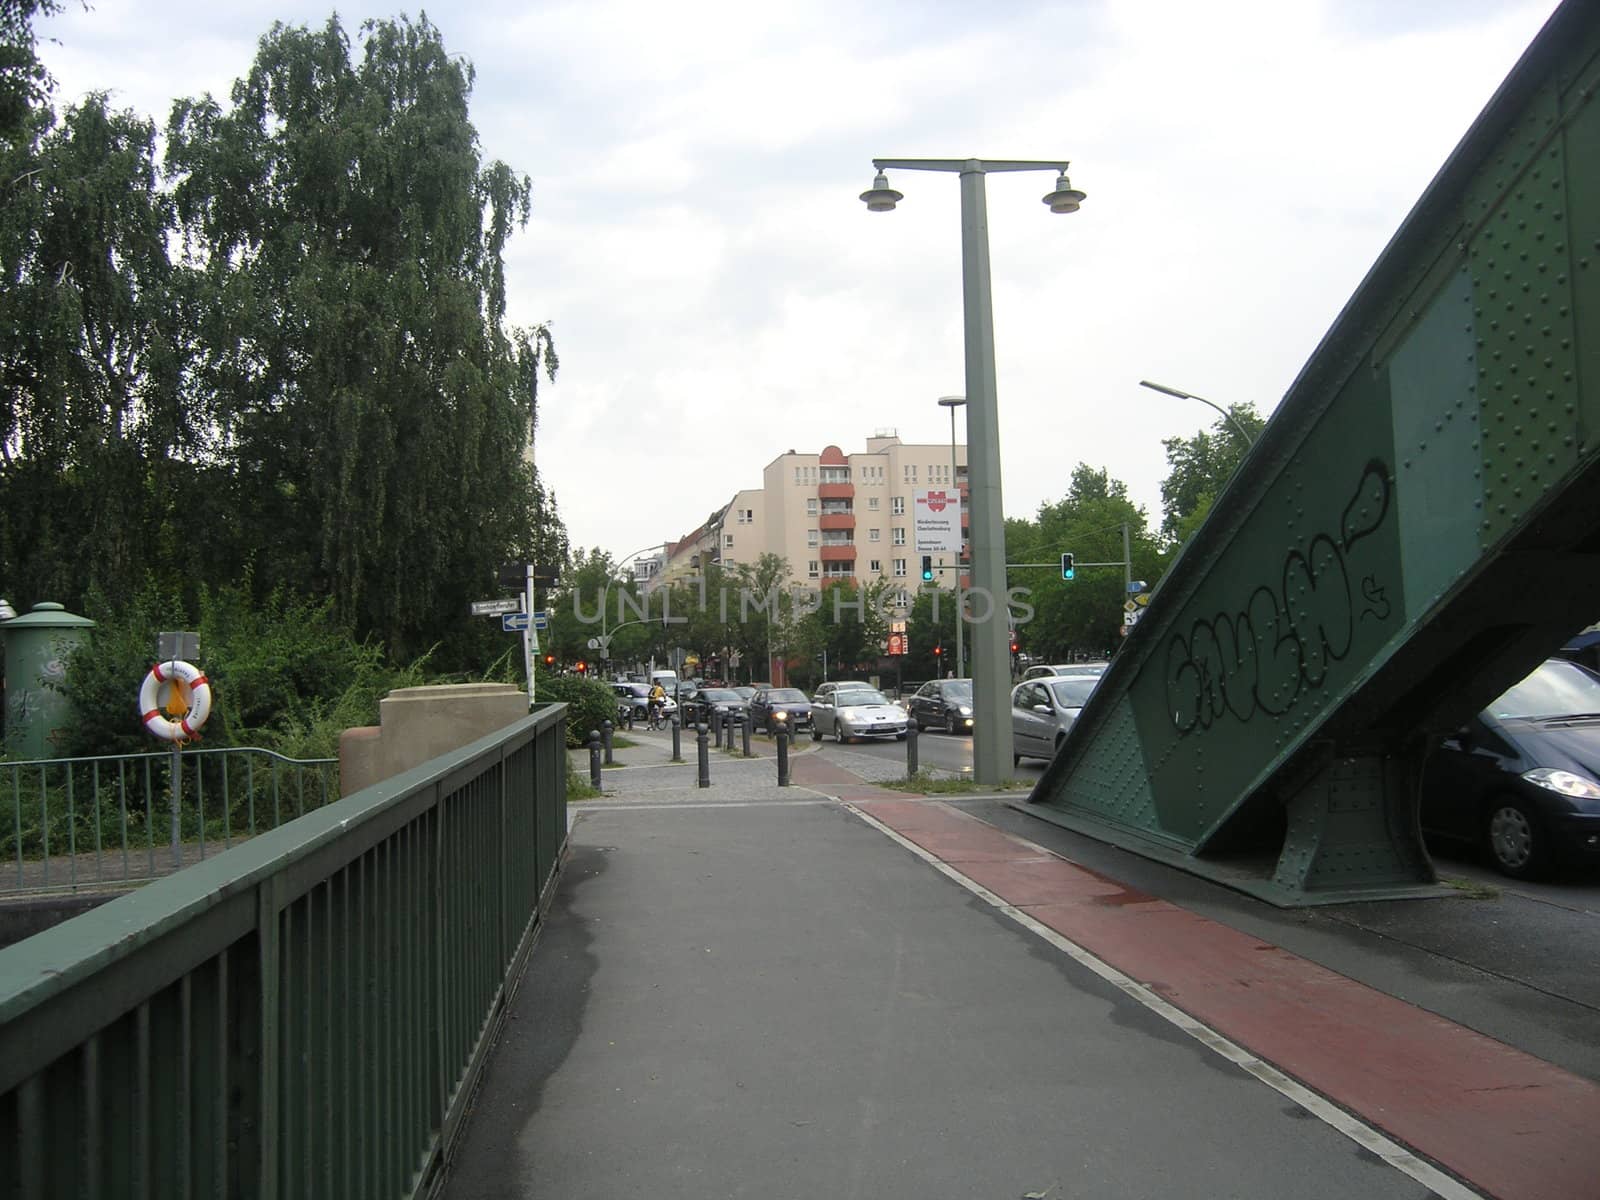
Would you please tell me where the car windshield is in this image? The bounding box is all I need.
[766,688,807,702]
[1049,678,1099,708]
[941,680,973,699]
[1488,659,1600,720]
[837,690,890,707]
[698,689,741,702]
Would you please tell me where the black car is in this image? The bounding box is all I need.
[907,678,974,734]
[1421,657,1600,879]
[680,686,749,727]
[747,687,813,733]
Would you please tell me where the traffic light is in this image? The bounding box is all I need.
[1009,634,1018,655]
[575,660,586,675]
[543,654,555,667]
[1061,552,1076,580]
[921,555,934,581]
[933,645,942,659]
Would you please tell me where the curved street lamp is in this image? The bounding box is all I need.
[1138,379,1255,447]
[863,157,1084,784]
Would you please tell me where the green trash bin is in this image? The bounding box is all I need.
[2,602,95,759]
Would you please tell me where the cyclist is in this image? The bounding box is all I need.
[647,680,668,729]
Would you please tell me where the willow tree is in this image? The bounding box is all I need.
[164,14,556,657]
[0,93,191,605]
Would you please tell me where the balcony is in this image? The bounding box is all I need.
[819,512,855,532]
[818,482,854,501]
[819,544,856,563]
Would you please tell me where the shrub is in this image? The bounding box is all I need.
[536,674,617,747]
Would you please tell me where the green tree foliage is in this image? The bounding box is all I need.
[1006,465,1161,660]
[0,93,193,605]
[162,14,557,661]
[0,0,67,142]
[536,672,618,748]
[1157,403,1264,542]
[59,578,422,760]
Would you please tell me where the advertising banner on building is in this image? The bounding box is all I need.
[913,489,962,555]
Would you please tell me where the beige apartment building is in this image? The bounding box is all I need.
[674,430,968,604]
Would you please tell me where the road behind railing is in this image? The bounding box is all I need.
[2,746,338,897]
[0,705,568,1199]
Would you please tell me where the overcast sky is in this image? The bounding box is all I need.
[40,0,1563,561]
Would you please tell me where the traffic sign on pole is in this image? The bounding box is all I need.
[472,598,521,617]
[502,613,531,633]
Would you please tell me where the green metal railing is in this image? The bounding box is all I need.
[2,748,339,896]
[0,704,568,1199]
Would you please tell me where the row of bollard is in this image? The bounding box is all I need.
[587,711,923,793]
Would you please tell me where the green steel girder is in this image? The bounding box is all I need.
[1028,0,1600,905]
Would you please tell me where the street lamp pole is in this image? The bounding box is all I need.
[863,157,1084,784]
[1138,380,1255,447]
[937,395,967,679]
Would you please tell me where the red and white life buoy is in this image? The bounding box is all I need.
[139,660,213,742]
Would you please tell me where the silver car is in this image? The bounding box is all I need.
[811,686,908,743]
[1011,675,1100,764]
[1021,662,1109,682]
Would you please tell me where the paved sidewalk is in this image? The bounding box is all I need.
[445,734,1600,1198]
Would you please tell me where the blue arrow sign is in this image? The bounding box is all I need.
[532,610,549,630]
[502,612,531,633]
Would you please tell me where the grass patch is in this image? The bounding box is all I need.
[566,769,603,801]
[1441,875,1501,900]
[880,771,1029,794]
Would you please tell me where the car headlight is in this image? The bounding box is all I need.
[773,711,788,721]
[1522,767,1600,800]
[958,705,972,716]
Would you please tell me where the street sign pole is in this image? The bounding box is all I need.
[523,563,536,705]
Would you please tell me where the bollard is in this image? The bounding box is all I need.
[725,718,735,751]
[696,724,711,788]
[711,709,722,744]
[602,719,614,766]
[776,727,790,787]
[588,730,602,788]
[742,717,752,757]
[906,722,919,778]
[671,714,682,762]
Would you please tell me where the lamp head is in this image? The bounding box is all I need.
[859,170,903,213]
[937,395,967,409]
[1042,170,1085,214]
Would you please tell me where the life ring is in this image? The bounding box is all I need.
[139,660,213,742]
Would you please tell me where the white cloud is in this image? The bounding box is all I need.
[36,0,1563,556]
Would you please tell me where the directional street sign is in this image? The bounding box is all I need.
[1123,610,1140,627]
[502,613,531,633]
[472,598,522,617]
[1127,579,1148,593]
[533,610,549,630]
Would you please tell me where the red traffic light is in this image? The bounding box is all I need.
[543,654,555,666]
[575,660,586,674]
[933,646,942,657]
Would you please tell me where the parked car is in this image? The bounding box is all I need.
[680,686,749,727]
[1420,657,1600,879]
[907,678,974,733]
[731,685,758,702]
[747,686,813,733]
[1011,676,1099,765]
[614,681,675,723]
[811,686,907,742]
[1021,662,1109,681]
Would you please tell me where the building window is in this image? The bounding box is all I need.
[904,465,917,483]
[794,467,801,485]
[806,498,818,516]
[724,534,734,547]
[893,558,907,577]
[895,589,910,608]
[807,528,819,546]
[868,559,881,573]
[892,527,905,546]
[808,560,819,578]
[868,496,879,511]
[738,508,753,524]
[891,496,905,516]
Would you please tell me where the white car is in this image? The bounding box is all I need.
[811,685,908,742]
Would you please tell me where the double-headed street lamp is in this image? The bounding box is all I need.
[862,158,1085,784]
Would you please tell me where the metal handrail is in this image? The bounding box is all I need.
[2,746,338,896]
